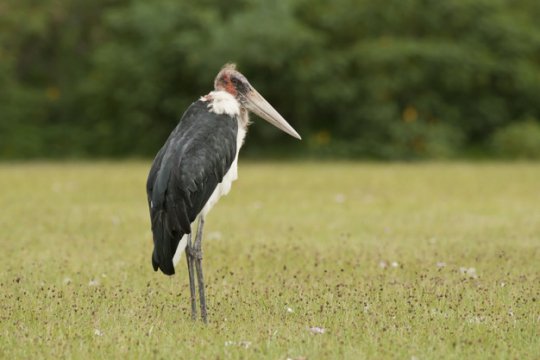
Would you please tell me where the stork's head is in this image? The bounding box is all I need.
[214,64,301,140]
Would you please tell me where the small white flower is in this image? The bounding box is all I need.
[239,341,251,349]
[467,316,484,324]
[391,261,399,268]
[94,329,103,336]
[308,326,326,334]
[224,340,250,349]
[286,307,294,313]
[436,262,446,268]
[459,267,478,279]
[379,261,387,269]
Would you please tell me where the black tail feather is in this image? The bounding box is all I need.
[151,209,181,276]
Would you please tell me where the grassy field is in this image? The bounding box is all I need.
[0,162,539,359]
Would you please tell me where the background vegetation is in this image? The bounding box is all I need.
[1,0,540,159]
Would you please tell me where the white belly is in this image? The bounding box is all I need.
[201,124,246,216]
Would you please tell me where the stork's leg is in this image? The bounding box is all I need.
[185,233,197,321]
[193,216,207,323]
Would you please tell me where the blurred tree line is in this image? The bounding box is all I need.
[1,0,540,159]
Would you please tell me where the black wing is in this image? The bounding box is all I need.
[147,100,238,275]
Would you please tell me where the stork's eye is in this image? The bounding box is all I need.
[231,75,249,94]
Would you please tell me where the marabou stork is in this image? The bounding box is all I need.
[146,64,301,323]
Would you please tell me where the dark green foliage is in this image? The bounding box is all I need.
[1,0,540,159]
[491,119,540,159]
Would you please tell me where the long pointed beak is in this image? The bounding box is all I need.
[242,87,301,140]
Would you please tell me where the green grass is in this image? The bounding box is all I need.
[0,162,539,359]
